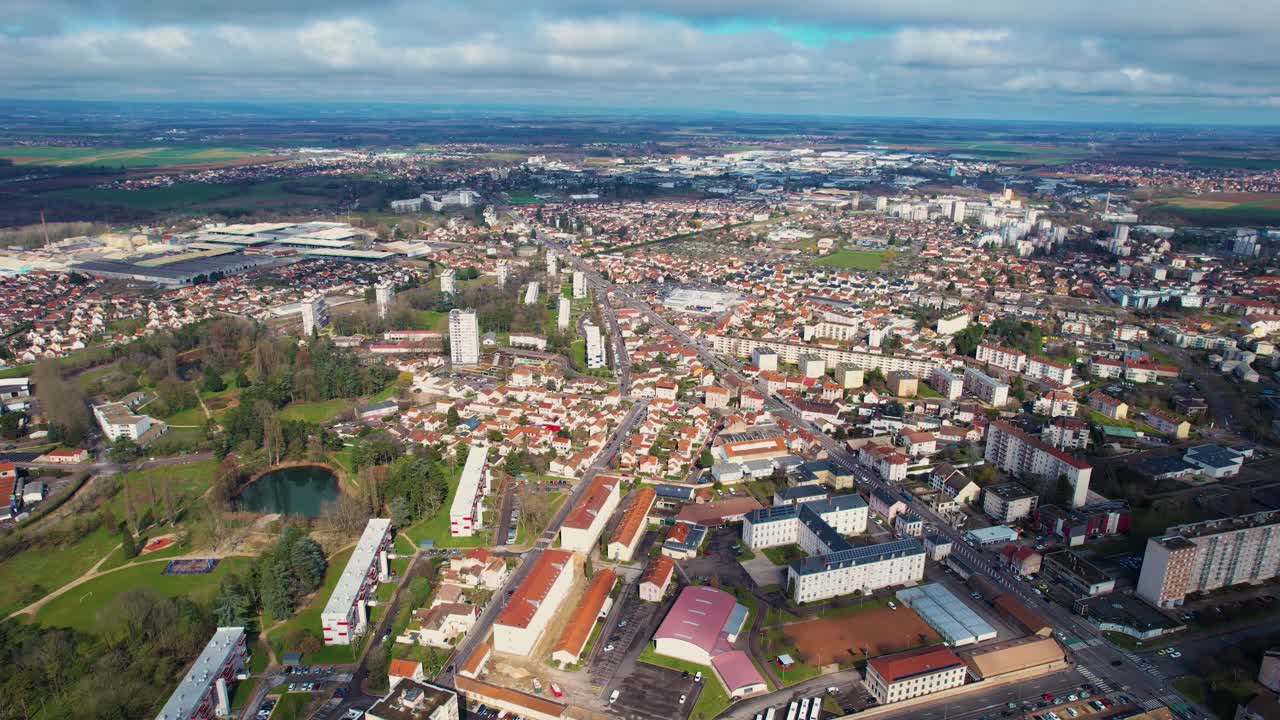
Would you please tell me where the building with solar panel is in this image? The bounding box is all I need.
[788,537,925,604]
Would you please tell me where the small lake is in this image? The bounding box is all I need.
[235,465,339,518]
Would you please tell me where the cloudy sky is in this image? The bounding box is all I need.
[3,0,1280,123]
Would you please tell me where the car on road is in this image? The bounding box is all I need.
[609,690,620,704]
[343,710,364,719]
[603,644,615,652]
[1068,694,1078,702]
[887,601,897,610]
[680,694,687,704]
[695,672,702,683]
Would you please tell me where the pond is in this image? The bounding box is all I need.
[235,465,339,518]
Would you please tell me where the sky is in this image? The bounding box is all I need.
[3,0,1280,123]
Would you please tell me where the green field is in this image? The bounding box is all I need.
[279,399,353,423]
[405,466,488,549]
[0,145,266,168]
[814,249,891,271]
[0,525,121,617]
[108,458,219,516]
[36,557,249,632]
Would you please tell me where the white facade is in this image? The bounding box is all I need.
[963,367,1010,407]
[865,649,967,704]
[440,269,457,294]
[546,252,559,276]
[985,421,1090,507]
[712,335,938,377]
[301,295,329,336]
[834,364,864,389]
[788,541,926,603]
[523,281,540,305]
[798,354,826,378]
[572,271,587,299]
[155,627,248,720]
[493,549,575,656]
[584,323,606,369]
[557,296,571,330]
[751,347,779,372]
[449,309,480,366]
[559,475,621,553]
[94,402,156,441]
[322,519,394,645]
[450,445,491,537]
[976,343,1027,373]
[1026,357,1074,386]
[1138,511,1280,608]
[496,260,510,287]
[375,282,395,319]
[928,367,964,401]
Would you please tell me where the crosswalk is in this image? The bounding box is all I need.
[1076,665,1113,693]
[1118,650,1165,681]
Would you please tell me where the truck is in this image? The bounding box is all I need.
[550,683,563,698]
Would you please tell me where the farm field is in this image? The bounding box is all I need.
[0,145,267,167]
[36,557,250,632]
[814,249,891,271]
[783,604,940,666]
[1146,192,1280,225]
[45,180,339,212]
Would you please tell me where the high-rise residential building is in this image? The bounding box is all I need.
[546,252,559,276]
[449,309,479,366]
[301,295,329,336]
[1113,224,1130,244]
[950,200,967,223]
[584,322,606,369]
[984,420,1091,507]
[440,268,456,294]
[156,627,248,720]
[375,281,394,319]
[875,196,888,212]
[321,519,394,645]
[1137,511,1280,608]
[557,296,571,330]
[572,270,587,299]
[495,260,509,287]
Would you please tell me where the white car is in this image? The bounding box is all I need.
[680,694,688,705]
[695,672,703,683]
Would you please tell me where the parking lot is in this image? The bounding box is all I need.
[608,662,696,720]
[680,527,754,590]
[587,585,660,691]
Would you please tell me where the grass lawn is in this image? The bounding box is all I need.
[409,310,448,331]
[267,692,313,720]
[100,536,193,571]
[815,249,891,271]
[332,446,356,474]
[762,544,805,566]
[638,645,731,720]
[0,525,120,616]
[36,557,250,632]
[917,383,941,398]
[232,677,260,710]
[405,466,489,549]
[108,458,219,517]
[266,548,355,659]
[279,399,352,423]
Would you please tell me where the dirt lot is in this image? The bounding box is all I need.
[784,606,941,666]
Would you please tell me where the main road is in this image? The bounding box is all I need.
[436,397,650,686]
[555,245,1204,720]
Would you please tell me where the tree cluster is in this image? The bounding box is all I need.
[258,526,327,621]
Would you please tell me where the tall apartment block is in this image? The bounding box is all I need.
[1137,511,1280,608]
[301,295,329,336]
[449,309,480,366]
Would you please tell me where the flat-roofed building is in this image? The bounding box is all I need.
[366,679,460,720]
[742,493,868,551]
[493,549,575,656]
[607,486,655,562]
[887,371,919,398]
[1042,550,1115,596]
[976,342,1026,373]
[449,309,480,366]
[450,445,491,537]
[1137,510,1280,607]
[301,294,329,336]
[322,519,394,645]
[960,636,1065,681]
[155,626,248,720]
[865,644,966,704]
[982,482,1039,523]
[985,420,1091,508]
[559,473,621,553]
[963,367,1010,407]
[897,583,997,647]
[93,401,165,443]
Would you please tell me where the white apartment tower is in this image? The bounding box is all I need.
[558,295,571,330]
[950,200,967,223]
[585,322,606,369]
[301,295,329,336]
[547,252,559,276]
[375,281,394,319]
[449,309,480,366]
[441,268,457,294]
[572,270,587,299]
[496,260,510,287]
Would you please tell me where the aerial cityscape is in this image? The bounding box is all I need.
[3,3,1280,720]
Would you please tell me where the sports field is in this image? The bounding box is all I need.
[0,145,265,168]
[783,605,940,665]
[815,249,891,271]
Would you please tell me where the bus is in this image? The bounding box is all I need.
[785,701,799,720]
[799,698,811,719]
[809,698,821,720]
[766,708,777,720]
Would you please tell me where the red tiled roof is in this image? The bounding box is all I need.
[563,474,620,530]
[868,645,964,684]
[454,676,566,718]
[495,549,574,629]
[553,569,616,659]
[388,659,421,679]
[641,555,675,588]
[609,486,655,549]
